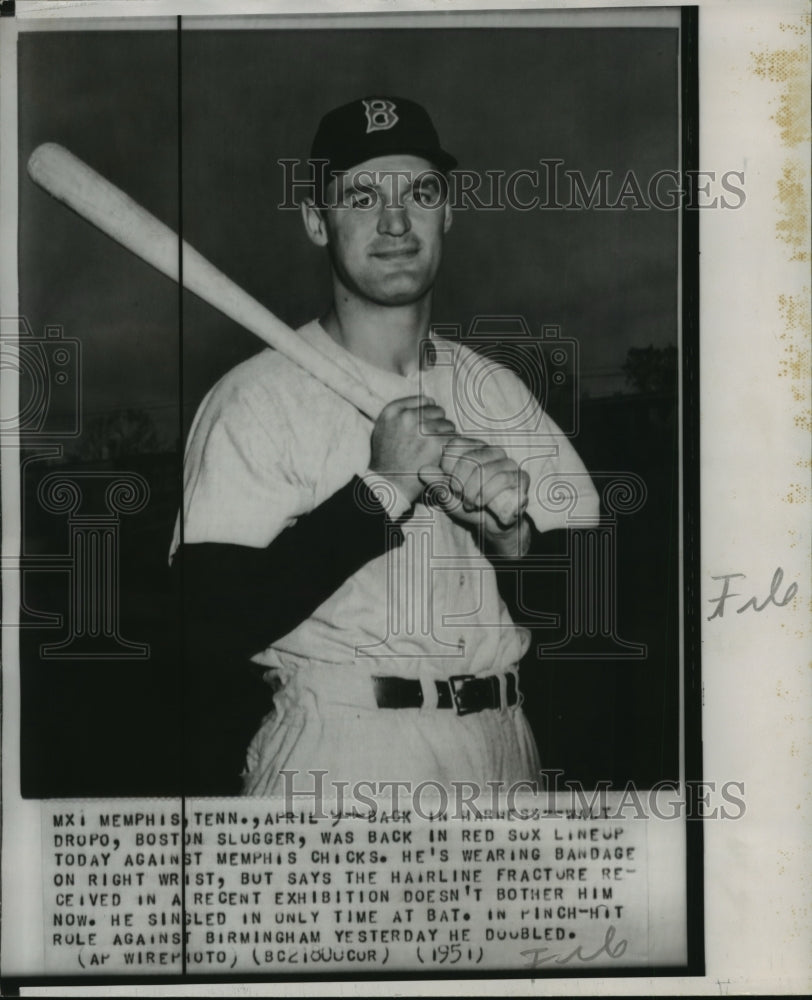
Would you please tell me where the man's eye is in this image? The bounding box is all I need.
[413,181,442,206]
[350,190,376,208]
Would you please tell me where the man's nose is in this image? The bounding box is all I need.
[377,201,411,236]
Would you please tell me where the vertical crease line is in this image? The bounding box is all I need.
[177,14,187,980]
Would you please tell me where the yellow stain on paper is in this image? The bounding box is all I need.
[751,30,811,264]
[775,161,811,262]
[777,292,811,421]
[782,483,810,505]
[751,23,812,495]
[751,43,811,148]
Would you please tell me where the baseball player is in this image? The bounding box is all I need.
[171,97,599,797]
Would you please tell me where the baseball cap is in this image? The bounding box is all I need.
[310,96,457,197]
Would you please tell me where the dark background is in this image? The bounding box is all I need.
[16,23,681,796]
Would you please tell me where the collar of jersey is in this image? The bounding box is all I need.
[297,319,439,405]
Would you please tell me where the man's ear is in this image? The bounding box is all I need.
[442,199,453,235]
[301,198,329,247]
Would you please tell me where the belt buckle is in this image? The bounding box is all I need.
[448,674,475,716]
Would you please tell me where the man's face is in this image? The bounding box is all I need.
[316,154,452,307]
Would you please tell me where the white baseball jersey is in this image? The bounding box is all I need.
[172,320,599,795]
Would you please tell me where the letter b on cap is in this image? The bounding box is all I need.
[363,98,399,133]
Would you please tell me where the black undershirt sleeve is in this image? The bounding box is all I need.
[172,475,405,795]
[489,522,573,626]
[527,523,572,558]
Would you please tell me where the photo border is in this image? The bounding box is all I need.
[0,1,706,992]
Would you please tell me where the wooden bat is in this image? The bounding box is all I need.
[26,142,521,526]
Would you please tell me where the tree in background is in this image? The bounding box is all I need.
[69,408,162,463]
[622,344,678,395]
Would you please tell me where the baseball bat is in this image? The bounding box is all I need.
[27,142,521,526]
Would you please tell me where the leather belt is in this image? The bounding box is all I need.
[372,673,518,715]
